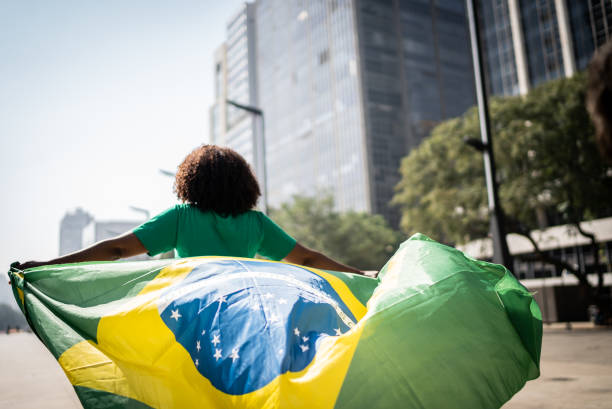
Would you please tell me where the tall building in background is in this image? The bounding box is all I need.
[210,0,610,226]
[210,44,228,146]
[253,0,475,224]
[59,209,150,260]
[210,3,260,171]
[59,208,93,255]
[479,0,612,97]
[256,0,371,216]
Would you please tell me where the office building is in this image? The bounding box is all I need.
[210,44,228,147]
[59,208,94,255]
[210,3,260,172]
[479,0,612,97]
[59,209,151,261]
[253,0,475,224]
[210,1,612,224]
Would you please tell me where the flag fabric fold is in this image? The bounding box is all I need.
[9,233,541,409]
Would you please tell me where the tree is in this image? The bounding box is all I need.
[0,303,29,332]
[270,195,403,271]
[393,74,612,292]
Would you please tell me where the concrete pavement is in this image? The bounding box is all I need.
[1,325,611,408]
[503,324,612,409]
[0,332,81,409]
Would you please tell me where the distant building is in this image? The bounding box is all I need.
[479,0,612,96]
[210,2,260,176]
[209,0,476,226]
[59,209,151,261]
[210,44,228,147]
[210,1,611,226]
[459,217,612,280]
[81,221,138,246]
[59,208,93,256]
[459,217,612,323]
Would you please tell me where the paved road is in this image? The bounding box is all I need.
[1,326,611,408]
[503,325,612,409]
[0,332,81,409]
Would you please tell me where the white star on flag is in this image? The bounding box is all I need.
[278,348,284,355]
[214,349,222,361]
[196,340,201,352]
[201,330,206,336]
[217,295,227,304]
[270,313,279,323]
[300,344,309,352]
[264,292,274,299]
[212,334,221,346]
[335,328,342,336]
[302,336,309,343]
[294,328,300,336]
[230,347,240,362]
[278,298,287,305]
[170,309,182,321]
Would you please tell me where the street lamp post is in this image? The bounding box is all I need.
[465,0,512,269]
[158,169,176,178]
[128,206,150,220]
[226,99,268,214]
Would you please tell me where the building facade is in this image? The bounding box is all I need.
[246,0,475,224]
[210,3,260,173]
[354,0,476,219]
[210,0,611,225]
[210,44,228,147]
[59,208,93,256]
[479,0,612,97]
[255,0,371,215]
[59,209,151,261]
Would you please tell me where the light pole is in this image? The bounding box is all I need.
[226,99,268,214]
[465,0,512,269]
[129,206,150,220]
[159,169,176,178]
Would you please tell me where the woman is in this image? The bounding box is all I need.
[17,145,364,274]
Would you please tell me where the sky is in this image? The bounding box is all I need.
[0,0,246,305]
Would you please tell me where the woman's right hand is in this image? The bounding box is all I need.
[14,261,46,270]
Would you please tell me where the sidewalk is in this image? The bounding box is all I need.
[1,325,611,408]
[503,324,612,409]
[0,332,81,409]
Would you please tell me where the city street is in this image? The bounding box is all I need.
[1,324,610,408]
[503,324,612,409]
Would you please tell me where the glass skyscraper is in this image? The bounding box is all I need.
[211,0,612,225]
[256,0,370,215]
[210,3,259,170]
[478,0,612,97]
[479,0,519,96]
[252,0,475,224]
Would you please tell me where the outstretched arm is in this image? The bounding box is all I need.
[283,242,366,275]
[16,232,147,270]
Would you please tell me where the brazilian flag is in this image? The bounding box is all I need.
[9,234,541,408]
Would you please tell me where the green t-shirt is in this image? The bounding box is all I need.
[132,204,296,261]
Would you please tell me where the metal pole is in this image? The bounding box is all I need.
[129,206,150,220]
[465,0,512,268]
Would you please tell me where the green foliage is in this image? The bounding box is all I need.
[393,73,612,244]
[270,195,403,271]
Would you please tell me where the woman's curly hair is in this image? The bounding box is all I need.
[587,40,612,162]
[174,145,261,216]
